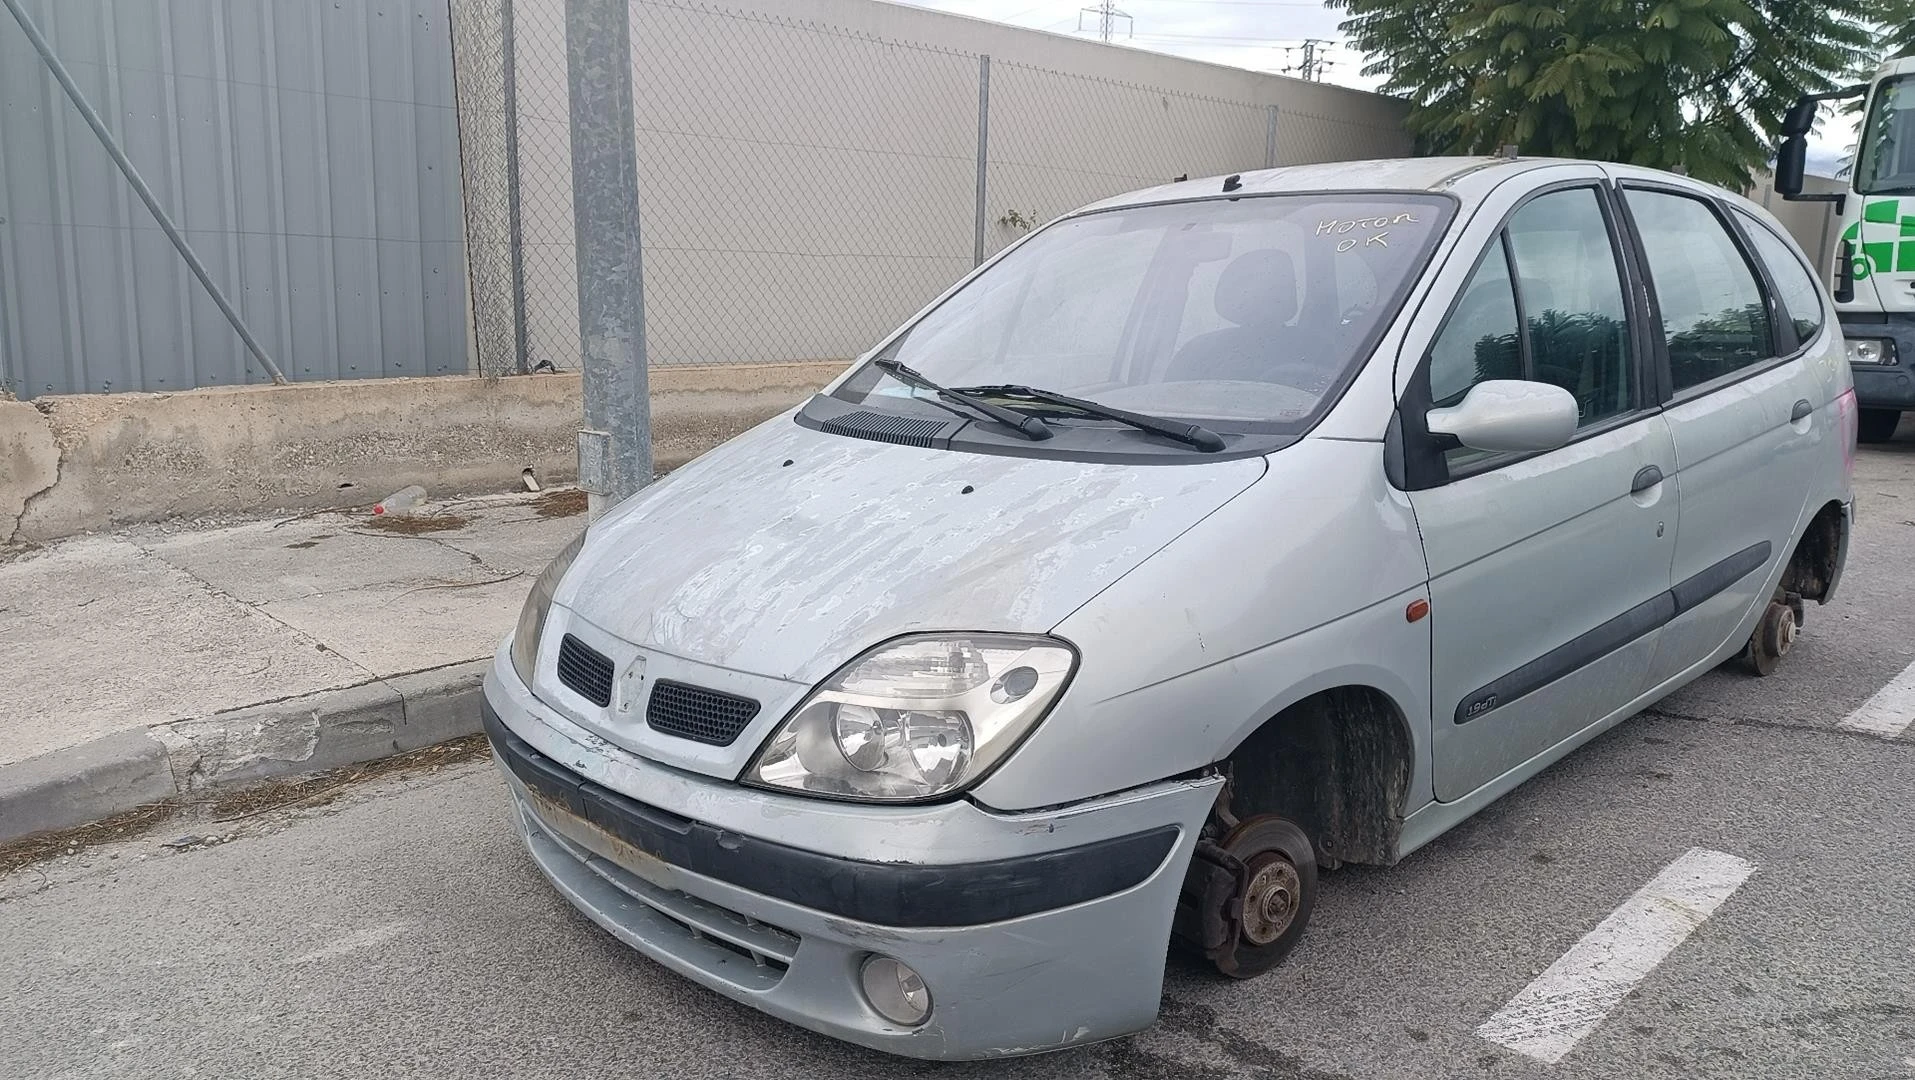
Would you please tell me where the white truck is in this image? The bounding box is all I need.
[1777,56,1915,442]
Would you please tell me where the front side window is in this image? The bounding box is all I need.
[1627,190,1773,392]
[1736,211,1826,347]
[1505,188,1635,426]
[1425,187,1636,437]
[1857,75,1915,196]
[834,194,1455,434]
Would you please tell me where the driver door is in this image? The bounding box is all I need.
[1399,178,1679,802]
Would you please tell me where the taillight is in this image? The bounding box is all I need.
[1834,387,1858,480]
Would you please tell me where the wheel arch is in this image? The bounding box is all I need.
[1783,499,1848,604]
[1222,684,1418,868]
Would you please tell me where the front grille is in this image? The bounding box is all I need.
[646,680,760,745]
[556,634,614,707]
[818,410,949,448]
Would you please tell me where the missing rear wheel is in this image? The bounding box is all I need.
[1739,598,1800,677]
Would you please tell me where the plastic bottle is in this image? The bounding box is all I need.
[373,485,427,516]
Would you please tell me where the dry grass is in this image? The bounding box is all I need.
[531,488,588,519]
[0,735,493,874]
[0,802,178,876]
[205,735,491,820]
[363,512,470,535]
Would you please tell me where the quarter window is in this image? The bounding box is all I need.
[1735,211,1826,348]
[1427,242,1521,408]
[1627,190,1773,392]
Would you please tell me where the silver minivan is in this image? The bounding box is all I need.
[482,157,1856,1059]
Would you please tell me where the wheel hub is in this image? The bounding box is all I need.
[1240,855,1302,946]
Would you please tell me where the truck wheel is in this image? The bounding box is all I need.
[1739,599,1799,677]
[1210,816,1317,979]
[1858,408,1901,444]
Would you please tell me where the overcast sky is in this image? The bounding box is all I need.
[898,0,1379,89]
[895,1,1856,174]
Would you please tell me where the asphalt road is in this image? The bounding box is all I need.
[5,438,1915,1080]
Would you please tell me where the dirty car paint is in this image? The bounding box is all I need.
[559,414,1267,684]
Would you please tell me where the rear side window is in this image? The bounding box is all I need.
[1735,212,1826,348]
[1627,190,1773,392]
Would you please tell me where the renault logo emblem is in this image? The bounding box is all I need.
[615,654,647,715]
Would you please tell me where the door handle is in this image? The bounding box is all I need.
[1631,465,1663,494]
[1791,398,1813,423]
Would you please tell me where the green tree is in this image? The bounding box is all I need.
[1888,13,1915,60]
[1330,0,1913,187]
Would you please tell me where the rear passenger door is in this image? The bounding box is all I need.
[1615,182,1833,687]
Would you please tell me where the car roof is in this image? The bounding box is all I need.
[1070,156,1735,218]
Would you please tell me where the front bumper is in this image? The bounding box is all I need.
[481,649,1220,1060]
[1841,314,1915,410]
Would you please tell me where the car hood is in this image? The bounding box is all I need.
[556,414,1266,684]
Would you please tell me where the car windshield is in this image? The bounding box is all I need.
[1857,74,1915,195]
[833,193,1454,433]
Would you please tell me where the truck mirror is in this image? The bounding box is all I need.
[1781,96,1819,137]
[1775,135,1807,197]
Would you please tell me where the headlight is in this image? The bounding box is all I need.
[1847,338,1895,365]
[746,634,1077,802]
[510,529,587,688]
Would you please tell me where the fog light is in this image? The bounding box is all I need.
[1848,338,1895,365]
[859,955,931,1026]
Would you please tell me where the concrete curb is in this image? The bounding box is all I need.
[0,659,490,845]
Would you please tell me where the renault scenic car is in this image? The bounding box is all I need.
[481,157,1855,1059]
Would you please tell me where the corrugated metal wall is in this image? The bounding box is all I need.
[0,0,467,399]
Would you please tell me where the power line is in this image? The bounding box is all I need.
[1133,31,1321,42]
[1125,0,1332,5]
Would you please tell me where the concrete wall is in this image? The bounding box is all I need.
[2,363,844,544]
[462,0,1412,377]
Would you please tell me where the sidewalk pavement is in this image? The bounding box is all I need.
[0,489,584,842]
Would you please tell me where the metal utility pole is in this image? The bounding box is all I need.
[1076,1,1132,41]
[502,0,531,376]
[566,0,652,518]
[1283,38,1334,82]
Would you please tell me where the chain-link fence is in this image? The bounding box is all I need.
[451,0,1412,378]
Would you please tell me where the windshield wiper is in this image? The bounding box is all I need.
[955,384,1227,452]
[872,359,1052,441]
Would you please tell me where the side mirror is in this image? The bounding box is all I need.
[1775,135,1807,197]
[1427,380,1578,454]
[1781,95,1820,137]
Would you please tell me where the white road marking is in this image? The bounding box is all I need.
[1838,658,1915,738]
[1477,848,1755,1064]
[288,920,410,965]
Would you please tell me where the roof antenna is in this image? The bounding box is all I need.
[1222,173,1243,192]
[1173,173,1188,183]
[1497,144,1520,160]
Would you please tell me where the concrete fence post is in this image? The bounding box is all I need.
[1265,105,1279,169]
[974,54,991,267]
[566,0,651,517]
